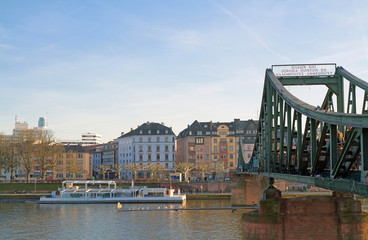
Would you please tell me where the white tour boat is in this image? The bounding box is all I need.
[38,180,186,204]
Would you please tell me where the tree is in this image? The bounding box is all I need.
[216,161,225,182]
[113,164,124,179]
[0,135,21,181]
[124,163,141,180]
[146,163,165,182]
[174,162,195,182]
[196,164,211,181]
[34,131,64,181]
[96,165,111,180]
[16,129,39,183]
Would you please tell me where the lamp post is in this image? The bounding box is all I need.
[34,178,37,192]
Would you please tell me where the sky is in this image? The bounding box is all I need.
[1,0,368,142]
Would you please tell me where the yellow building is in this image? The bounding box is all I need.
[53,145,91,180]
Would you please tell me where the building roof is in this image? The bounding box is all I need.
[63,145,89,153]
[177,119,258,139]
[118,122,175,138]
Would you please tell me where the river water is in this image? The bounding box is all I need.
[0,200,247,240]
[2,198,368,240]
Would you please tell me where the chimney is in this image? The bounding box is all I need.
[161,122,165,126]
[131,128,133,131]
[121,132,124,136]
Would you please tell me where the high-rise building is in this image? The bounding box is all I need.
[38,117,48,129]
[117,122,176,180]
[176,119,258,180]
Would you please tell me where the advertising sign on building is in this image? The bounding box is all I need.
[272,64,336,77]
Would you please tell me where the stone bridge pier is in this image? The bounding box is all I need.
[231,174,268,206]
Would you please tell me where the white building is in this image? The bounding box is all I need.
[60,132,103,146]
[117,122,176,180]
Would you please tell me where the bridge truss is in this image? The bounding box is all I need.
[238,64,368,196]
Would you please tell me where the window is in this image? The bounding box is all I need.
[156,146,160,151]
[206,154,209,159]
[148,145,152,152]
[195,137,204,144]
[165,130,168,134]
[165,163,169,168]
[221,154,226,159]
[157,154,160,160]
[66,154,73,159]
[165,137,168,142]
[229,146,233,151]
[230,154,233,159]
[229,138,233,143]
[157,130,160,134]
[139,137,142,143]
[220,138,226,143]
[148,137,151,142]
[77,153,83,159]
[139,154,143,161]
[165,145,169,151]
[156,137,160,142]
[247,145,252,150]
[139,130,143,134]
[165,154,169,160]
[148,130,151,134]
[214,146,218,153]
[139,145,143,152]
[230,162,234,167]
[197,131,202,135]
[148,154,151,161]
[213,138,217,143]
[214,155,218,160]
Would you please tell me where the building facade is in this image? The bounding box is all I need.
[59,132,103,146]
[53,145,91,180]
[176,119,258,180]
[117,122,176,180]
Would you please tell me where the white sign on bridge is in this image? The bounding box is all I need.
[272,64,336,77]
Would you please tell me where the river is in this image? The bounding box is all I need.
[0,200,247,240]
[2,198,368,240]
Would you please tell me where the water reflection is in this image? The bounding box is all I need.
[0,200,245,240]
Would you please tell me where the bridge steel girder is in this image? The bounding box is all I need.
[239,65,368,196]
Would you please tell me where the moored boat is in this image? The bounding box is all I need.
[38,180,186,204]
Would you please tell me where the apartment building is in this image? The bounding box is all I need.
[176,119,258,179]
[117,122,176,180]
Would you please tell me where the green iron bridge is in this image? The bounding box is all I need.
[237,64,368,196]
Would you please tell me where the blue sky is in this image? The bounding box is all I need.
[1,0,368,142]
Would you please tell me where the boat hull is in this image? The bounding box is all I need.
[38,196,186,204]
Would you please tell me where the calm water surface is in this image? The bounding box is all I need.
[0,200,247,240]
